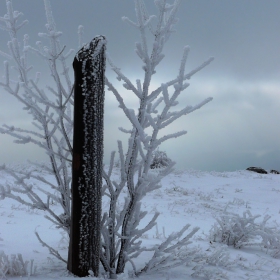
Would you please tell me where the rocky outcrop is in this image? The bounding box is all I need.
[246,167,268,174]
[246,167,280,174]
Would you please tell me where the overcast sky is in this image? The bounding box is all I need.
[0,0,280,171]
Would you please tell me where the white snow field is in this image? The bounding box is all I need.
[1,163,280,279]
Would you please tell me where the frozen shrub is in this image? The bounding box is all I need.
[150,150,172,169]
[210,210,280,257]
[258,224,280,258]
[0,251,35,278]
[210,210,260,248]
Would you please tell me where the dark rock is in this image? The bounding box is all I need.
[270,169,280,174]
[246,167,268,174]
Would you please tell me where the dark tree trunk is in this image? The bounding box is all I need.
[68,36,106,277]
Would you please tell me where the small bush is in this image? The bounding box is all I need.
[0,251,35,278]
[150,150,172,169]
[210,210,280,258]
[210,210,260,248]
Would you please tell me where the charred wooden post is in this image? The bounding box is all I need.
[68,36,106,277]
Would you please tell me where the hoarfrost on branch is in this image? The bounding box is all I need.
[102,0,214,276]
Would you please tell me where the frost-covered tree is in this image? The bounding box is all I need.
[0,0,73,243]
[102,0,213,276]
[0,0,213,278]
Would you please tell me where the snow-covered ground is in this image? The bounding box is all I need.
[1,164,280,279]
